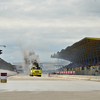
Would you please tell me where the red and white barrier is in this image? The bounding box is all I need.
[0,73,7,83]
[56,72,59,74]
[59,71,68,74]
[73,71,75,74]
[70,71,72,74]
[63,72,65,74]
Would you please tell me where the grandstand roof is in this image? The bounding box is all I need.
[51,37,100,63]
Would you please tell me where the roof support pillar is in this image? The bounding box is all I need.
[95,43,99,65]
[89,45,93,66]
[76,51,79,64]
[87,47,90,66]
[92,44,96,65]
[84,47,87,66]
[79,50,81,64]
[79,49,82,64]
[82,48,85,66]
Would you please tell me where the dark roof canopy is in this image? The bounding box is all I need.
[51,37,100,63]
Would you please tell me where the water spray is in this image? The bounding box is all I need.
[19,44,40,75]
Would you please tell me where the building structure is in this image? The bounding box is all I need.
[51,37,100,75]
[0,58,14,71]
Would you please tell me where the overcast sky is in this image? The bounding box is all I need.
[0,0,100,63]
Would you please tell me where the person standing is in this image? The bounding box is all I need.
[48,72,50,77]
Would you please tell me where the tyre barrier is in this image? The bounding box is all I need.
[0,73,7,83]
[56,71,75,75]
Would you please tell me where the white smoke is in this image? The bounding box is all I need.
[19,44,40,75]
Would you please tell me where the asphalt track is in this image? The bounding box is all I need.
[0,74,100,100]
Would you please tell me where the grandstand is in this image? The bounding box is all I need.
[51,37,100,75]
[0,58,15,71]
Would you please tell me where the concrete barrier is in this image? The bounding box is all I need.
[0,69,17,77]
[51,75,100,81]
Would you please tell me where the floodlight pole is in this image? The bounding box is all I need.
[0,45,6,48]
[0,45,6,55]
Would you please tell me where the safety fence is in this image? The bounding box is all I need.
[55,71,75,75]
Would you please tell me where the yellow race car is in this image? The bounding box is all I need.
[30,65,41,77]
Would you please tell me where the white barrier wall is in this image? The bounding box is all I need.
[0,69,17,77]
[0,73,7,83]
